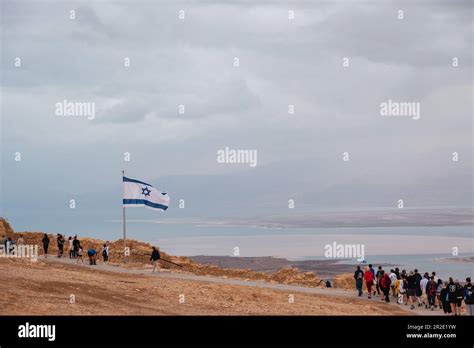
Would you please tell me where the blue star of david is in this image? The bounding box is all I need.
[141,186,151,197]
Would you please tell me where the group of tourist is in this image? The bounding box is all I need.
[1,234,25,253]
[354,264,473,315]
[41,233,110,265]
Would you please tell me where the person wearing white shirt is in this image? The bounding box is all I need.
[102,243,110,262]
[68,236,74,259]
[6,238,14,254]
[420,273,430,309]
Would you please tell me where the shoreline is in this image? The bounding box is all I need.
[120,208,474,229]
[188,255,393,280]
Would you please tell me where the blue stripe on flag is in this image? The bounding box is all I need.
[123,176,153,187]
[123,199,168,210]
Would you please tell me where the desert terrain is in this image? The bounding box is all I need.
[0,257,409,316]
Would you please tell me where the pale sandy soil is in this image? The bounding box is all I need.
[0,258,408,316]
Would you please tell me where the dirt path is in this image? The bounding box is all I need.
[40,257,439,316]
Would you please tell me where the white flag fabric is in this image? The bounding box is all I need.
[123,176,170,211]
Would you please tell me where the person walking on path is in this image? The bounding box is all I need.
[381,273,391,303]
[389,270,397,298]
[77,246,84,264]
[406,271,418,310]
[441,281,452,315]
[427,276,437,311]
[68,237,74,259]
[399,274,407,305]
[42,234,50,258]
[375,266,384,296]
[102,243,110,263]
[72,236,80,259]
[447,278,459,315]
[420,273,430,309]
[455,280,464,316]
[57,234,65,258]
[363,266,374,299]
[436,279,443,309]
[17,234,25,246]
[6,238,14,253]
[464,277,474,316]
[394,276,402,303]
[368,264,376,296]
[150,246,161,273]
[414,269,423,307]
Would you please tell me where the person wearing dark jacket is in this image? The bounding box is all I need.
[72,236,80,258]
[57,234,65,258]
[42,234,50,258]
[464,277,474,316]
[440,282,452,314]
[427,276,437,310]
[381,273,391,302]
[406,271,418,310]
[414,269,423,307]
[436,279,443,309]
[354,266,364,296]
[150,246,161,273]
[454,280,464,316]
[375,266,384,295]
[447,278,458,316]
[87,248,97,265]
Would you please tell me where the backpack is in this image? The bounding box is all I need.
[399,279,406,294]
[414,274,421,286]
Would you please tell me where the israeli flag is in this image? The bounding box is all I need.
[123,176,170,211]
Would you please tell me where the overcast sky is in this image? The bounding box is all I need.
[1,0,472,230]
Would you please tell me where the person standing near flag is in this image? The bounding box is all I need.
[150,246,161,273]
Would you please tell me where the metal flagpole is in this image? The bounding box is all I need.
[122,170,126,252]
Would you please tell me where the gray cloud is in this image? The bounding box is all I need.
[1,0,472,228]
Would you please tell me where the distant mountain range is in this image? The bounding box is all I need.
[2,155,472,226]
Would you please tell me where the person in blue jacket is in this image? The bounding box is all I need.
[87,248,97,265]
